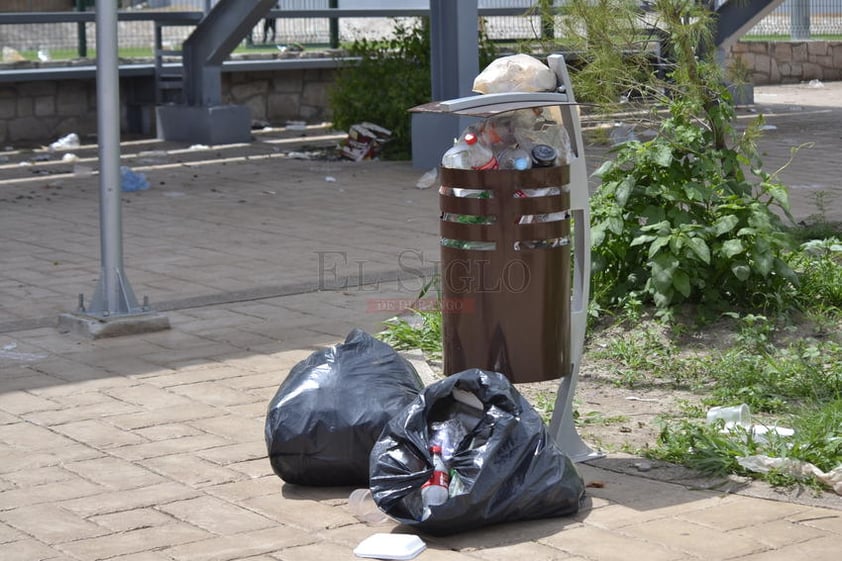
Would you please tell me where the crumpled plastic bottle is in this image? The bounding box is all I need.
[120,166,150,192]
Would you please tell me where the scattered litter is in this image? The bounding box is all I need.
[339,122,392,161]
[37,47,51,62]
[286,151,320,160]
[706,404,795,442]
[0,344,47,362]
[262,190,277,195]
[610,122,638,146]
[2,46,26,63]
[188,144,210,151]
[62,153,79,162]
[18,161,32,167]
[348,488,391,525]
[73,165,93,178]
[737,455,842,495]
[353,533,426,560]
[586,480,606,488]
[285,120,307,131]
[415,168,438,190]
[625,395,660,403]
[760,125,778,131]
[633,460,653,472]
[808,78,824,88]
[472,53,556,94]
[120,166,150,192]
[136,150,168,164]
[251,119,270,130]
[49,132,80,151]
[325,176,336,183]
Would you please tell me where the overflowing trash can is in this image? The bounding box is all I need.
[412,54,599,461]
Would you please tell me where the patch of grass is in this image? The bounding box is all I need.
[378,308,442,361]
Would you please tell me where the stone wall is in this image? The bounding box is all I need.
[0,66,337,145]
[727,41,842,85]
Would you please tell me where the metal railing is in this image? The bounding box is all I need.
[1,0,841,64]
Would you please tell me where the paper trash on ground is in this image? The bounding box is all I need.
[738,455,842,495]
[353,534,426,561]
[339,122,392,161]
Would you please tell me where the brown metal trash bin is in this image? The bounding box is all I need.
[440,165,571,384]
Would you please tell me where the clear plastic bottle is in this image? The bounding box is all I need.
[497,147,532,170]
[441,132,497,170]
[420,445,450,520]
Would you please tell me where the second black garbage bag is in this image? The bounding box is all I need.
[369,368,585,535]
[265,328,424,486]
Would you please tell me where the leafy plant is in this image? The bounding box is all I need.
[379,308,442,360]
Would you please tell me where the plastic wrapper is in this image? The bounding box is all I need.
[265,329,423,486]
[472,54,557,94]
[369,369,585,535]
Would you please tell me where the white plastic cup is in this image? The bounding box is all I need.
[348,488,391,525]
[706,404,751,429]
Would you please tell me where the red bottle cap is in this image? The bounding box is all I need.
[463,133,478,145]
[430,445,442,454]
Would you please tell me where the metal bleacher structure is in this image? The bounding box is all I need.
[0,0,792,146]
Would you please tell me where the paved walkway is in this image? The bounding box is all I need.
[1,83,841,561]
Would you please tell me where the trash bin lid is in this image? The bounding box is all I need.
[409,91,577,118]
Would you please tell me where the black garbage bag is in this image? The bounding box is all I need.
[370,368,584,535]
[265,329,424,486]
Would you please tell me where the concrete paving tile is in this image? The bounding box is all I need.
[108,434,232,461]
[22,395,142,426]
[676,495,811,530]
[203,474,283,503]
[0,538,63,561]
[140,454,245,488]
[159,495,276,535]
[167,381,261,407]
[1,466,76,487]
[0,504,108,543]
[106,402,223,431]
[268,541,366,561]
[217,371,283,392]
[50,419,149,449]
[57,522,210,560]
[103,384,197,409]
[461,541,579,561]
[0,477,104,511]
[0,421,84,451]
[0,372,65,393]
[88,507,176,533]
[228,458,275,479]
[0,521,22,544]
[786,509,842,535]
[735,536,841,561]
[223,399,274,419]
[140,365,250,388]
[619,516,769,560]
[427,517,583,552]
[242,495,359,531]
[539,525,686,561]
[63,456,167,490]
[0,410,18,425]
[730,518,830,549]
[196,441,267,466]
[188,413,264,441]
[0,445,102,474]
[59,481,201,517]
[164,525,316,561]
[133,422,205,441]
[0,390,60,415]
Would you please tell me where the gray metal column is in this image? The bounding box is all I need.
[791,0,811,40]
[412,0,480,169]
[157,0,276,145]
[58,0,169,338]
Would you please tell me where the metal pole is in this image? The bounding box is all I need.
[329,0,339,49]
[76,0,87,58]
[88,0,140,316]
[791,0,811,40]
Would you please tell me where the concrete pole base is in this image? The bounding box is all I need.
[57,311,171,339]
